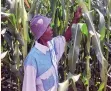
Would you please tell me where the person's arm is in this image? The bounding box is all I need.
[52,7,82,62]
[64,7,82,42]
[52,36,66,62]
[22,65,37,91]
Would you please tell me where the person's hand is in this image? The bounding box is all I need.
[72,6,82,23]
[74,6,82,18]
[64,6,82,42]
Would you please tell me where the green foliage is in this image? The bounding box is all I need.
[1,0,111,91]
[9,14,17,27]
[98,82,105,91]
[79,23,88,36]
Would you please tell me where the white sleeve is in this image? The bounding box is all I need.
[53,36,66,62]
[22,65,37,91]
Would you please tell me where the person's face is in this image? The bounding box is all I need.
[40,25,53,41]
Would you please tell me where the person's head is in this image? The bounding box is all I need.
[30,15,53,42]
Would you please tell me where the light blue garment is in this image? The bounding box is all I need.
[23,36,66,91]
[24,47,53,76]
[24,44,57,91]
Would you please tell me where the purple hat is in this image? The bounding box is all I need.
[30,15,51,40]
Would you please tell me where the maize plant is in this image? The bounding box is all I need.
[1,0,111,91]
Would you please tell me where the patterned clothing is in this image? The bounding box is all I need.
[22,36,66,91]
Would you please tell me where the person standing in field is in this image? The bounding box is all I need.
[22,7,81,91]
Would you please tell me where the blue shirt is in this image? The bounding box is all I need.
[22,36,66,91]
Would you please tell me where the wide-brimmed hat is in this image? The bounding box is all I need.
[30,15,51,40]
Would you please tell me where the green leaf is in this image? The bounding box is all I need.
[1,12,16,27]
[95,8,105,41]
[68,24,82,74]
[57,18,60,27]
[61,0,65,20]
[108,0,111,14]
[79,1,108,91]
[64,1,69,29]
[28,0,37,21]
[100,27,106,40]
[9,14,16,27]
[82,75,89,86]
[50,23,55,29]
[50,0,57,23]
[78,23,88,37]
[98,82,105,91]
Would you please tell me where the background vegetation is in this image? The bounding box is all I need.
[1,0,111,91]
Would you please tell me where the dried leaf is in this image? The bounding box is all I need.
[1,51,8,59]
[68,24,81,74]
